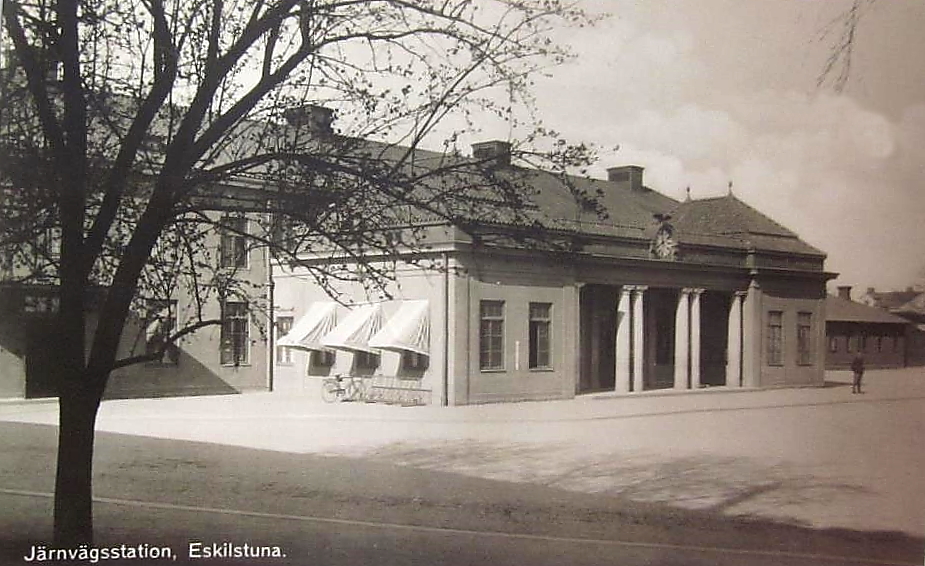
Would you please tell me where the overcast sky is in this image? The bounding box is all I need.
[491,0,925,294]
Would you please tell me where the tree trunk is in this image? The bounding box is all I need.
[53,387,103,546]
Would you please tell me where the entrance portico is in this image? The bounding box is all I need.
[581,284,744,395]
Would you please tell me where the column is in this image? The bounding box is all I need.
[690,289,703,389]
[631,286,647,393]
[614,286,632,393]
[741,280,762,388]
[673,288,691,390]
[725,291,744,388]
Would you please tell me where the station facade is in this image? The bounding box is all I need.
[274,150,833,405]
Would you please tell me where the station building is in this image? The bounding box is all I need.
[273,142,834,405]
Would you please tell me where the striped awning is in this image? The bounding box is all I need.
[369,300,430,355]
[321,303,383,354]
[277,302,338,351]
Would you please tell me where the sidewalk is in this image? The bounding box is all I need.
[2,368,924,539]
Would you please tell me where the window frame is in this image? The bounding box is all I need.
[275,315,294,366]
[796,311,813,366]
[479,300,505,371]
[528,302,553,370]
[766,310,784,366]
[220,300,250,366]
[145,298,179,366]
[219,216,249,269]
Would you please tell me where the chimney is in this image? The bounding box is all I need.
[283,104,334,135]
[471,141,512,167]
[607,165,645,191]
[837,286,852,300]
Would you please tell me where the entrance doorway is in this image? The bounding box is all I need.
[644,288,676,390]
[700,291,730,386]
[578,284,618,393]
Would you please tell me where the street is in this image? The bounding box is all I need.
[0,369,923,565]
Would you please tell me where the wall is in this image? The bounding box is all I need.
[272,258,448,403]
[459,253,577,404]
[758,294,826,388]
[825,321,909,370]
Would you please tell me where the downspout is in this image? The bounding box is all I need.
[442,251,449,406]
[266,244,275,392]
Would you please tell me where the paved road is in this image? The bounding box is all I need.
[0,368,923,565]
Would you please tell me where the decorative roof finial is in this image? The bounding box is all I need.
[685,186,691,201]
[728,180,734,195]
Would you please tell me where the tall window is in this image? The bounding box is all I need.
[355,350,379,369]
[796,312,812,366]
[859,332,868,353]
[767,311,783,366]
[829,336,839,353]
[221,301,249,365]
[276,316,293,366]
[479,300,504,370]
[146,299,178,365]
[529,302,552,369]
[220,216,248,268]
[403,351,429,371]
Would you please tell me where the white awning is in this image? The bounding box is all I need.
[277,302,338,351]
[369,300,430,355]
[321,303,383,353]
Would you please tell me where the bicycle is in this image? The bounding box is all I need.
[320,374,367,403]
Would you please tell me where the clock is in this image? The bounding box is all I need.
[650,225,677,260]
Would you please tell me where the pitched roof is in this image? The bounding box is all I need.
[863,290,921,311]
[669,194,824,256]
[826,295,911,324]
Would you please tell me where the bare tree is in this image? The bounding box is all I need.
[816,0,874,92]
[0,0,598,545]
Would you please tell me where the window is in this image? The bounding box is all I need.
[276,316,293,366]
[877,336,883,353]
[219,216,248,268]
[355,350,379,369]
[479,300,504,370]
[847,334,855,353]
[829,336,839,353]
[23,292,59,314]
[312,350,336,367]
[145,299,178,365]
[859,332,868,353]
[403,351,429,371]
[895,336,904,353]
[767,311,783,366]
[797,312,812,366]
[220,301,249,365]
[529,302,552,369]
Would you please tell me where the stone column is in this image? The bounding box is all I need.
[725,291,745,388]
[614,286,632,393]
[741,280,762,388]
[673,288,691,390]
[690,289,704,389]
[631,286,647,393]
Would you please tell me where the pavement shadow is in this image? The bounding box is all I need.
[0,421,922,565]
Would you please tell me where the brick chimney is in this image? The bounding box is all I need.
[607,165,645,191]
[837,286,852,300]
[283,104,334,135]
[471,141,512,167]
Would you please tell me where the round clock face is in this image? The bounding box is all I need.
[652,228,677,259]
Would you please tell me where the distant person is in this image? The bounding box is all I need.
[851,353,865,394]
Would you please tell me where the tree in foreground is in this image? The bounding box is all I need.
[0,0,599,545]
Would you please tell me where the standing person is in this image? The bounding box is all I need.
[851,352,865,394]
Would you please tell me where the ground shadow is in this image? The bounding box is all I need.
[0,421,922,565]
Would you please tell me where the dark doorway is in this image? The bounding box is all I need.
[700,291,730,386]
[25,321,64,398]
[578,284,618,393]
[644,288,676,390]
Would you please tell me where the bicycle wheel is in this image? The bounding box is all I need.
[320,379,342,403]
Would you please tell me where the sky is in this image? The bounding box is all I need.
[479,0,925,295]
